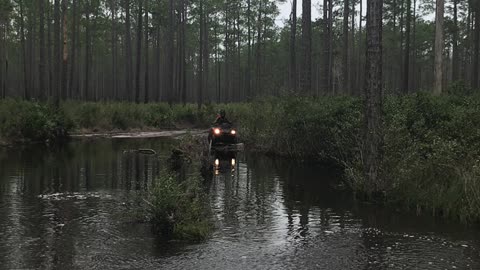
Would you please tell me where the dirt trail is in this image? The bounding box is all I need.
[71,129,206,139]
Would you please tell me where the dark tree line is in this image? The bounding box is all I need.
[0,0,478,104]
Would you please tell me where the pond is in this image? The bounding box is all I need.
[0,137,478,269]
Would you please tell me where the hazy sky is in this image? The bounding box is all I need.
[276,0,433,27]
[277,0,321,26]
[276,0,365,27]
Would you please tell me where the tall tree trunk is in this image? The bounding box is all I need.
[144,0,149,103]
[473,1,480,89]
[69,0,78,99]
[54,0,61,105]
[125,0,133,101]
[4,27,7,98]
[322,0,329,94]
[1,23,7,98]
[215,23,220,102]
[343,0,350,94]
[154,22,161,102]
[0,23,3,99]
[411,0,417,91]
[198,0,204,109]
[357,0,363,92]
[110,0,117,100]
[61,0,68,101]
[48,3,53,97]
[135,0,143,104]
[180,0,187,105]
[235,4,241,100]
[254,1,262,98]
[452,0,459,82]
[85,3,91,101]
[32,5,36,97]
[403,0,411,94]
[351,0,356,95]
[290,0,297,92]
[247,0,252,100]
[399,0,404,92]
[363,0,384,194]
[466,1,472,83]
[21,0,30,99]
[301,0,312,94]
[203,14,209,104]
[433,0,444,95]
[167,0,174,104]
[328,0,334,93]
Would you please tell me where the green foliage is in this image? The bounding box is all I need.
[0,99,72,143]
[382,94,480,222]
[228,94,480,223]
[62,101,216,131]
[0,0,13,22]
[147,173,211,241]
[225,96,362,164]
[2,95,480,222]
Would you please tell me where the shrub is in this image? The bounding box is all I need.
[226,94,480,222]
[147,173,211,240]
[226,96,362,164]
[381,94,480,222]
[0,99,71,143]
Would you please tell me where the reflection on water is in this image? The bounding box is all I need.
[0,139,166,196]
[0,138,479,269]
[212,150,237,176]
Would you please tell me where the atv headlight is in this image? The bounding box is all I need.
[230,129,236,135]
[214,128,221,135]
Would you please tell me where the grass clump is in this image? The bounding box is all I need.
[146,173,211,241]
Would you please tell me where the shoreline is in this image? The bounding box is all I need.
[0,129,208,147]
[70,129,207,139]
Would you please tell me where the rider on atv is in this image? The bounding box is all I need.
[210,110,237,146]
[213,109,232,126]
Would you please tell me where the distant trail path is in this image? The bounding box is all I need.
[71,129,206,139]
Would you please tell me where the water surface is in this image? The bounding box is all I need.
[0,138,478,269]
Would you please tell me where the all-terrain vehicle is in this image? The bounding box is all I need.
[208,122,238,147]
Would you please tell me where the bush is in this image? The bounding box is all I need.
[381,94,480,222]
[0,99,72,143]
[225,96,362,164]
[226,94,480,223]
[63,101,214,131]
[147,173,211,241]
